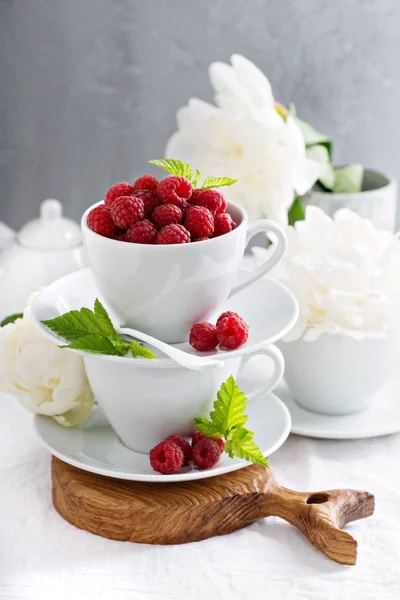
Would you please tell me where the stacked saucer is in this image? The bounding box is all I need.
[31,200,299,482]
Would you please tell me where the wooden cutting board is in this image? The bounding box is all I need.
[52,457,374,565]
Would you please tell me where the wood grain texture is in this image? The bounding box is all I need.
[52,457,374,565]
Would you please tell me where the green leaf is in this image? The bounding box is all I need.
[130,340,156,359]
[202,177,237,190]
[294,116,332,159]
[61,335,128,356]
[149,159,193,180]
[288,196,305,226]
[209,375,248,433]
[306,144,335,191]
[225,427,269,467]
[0,313,23,327]
[332,163,364,194]
[94,298,116,332]
[193,417,223,438]
[192,169,201,188]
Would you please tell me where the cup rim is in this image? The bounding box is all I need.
[81,199,248,248]
[311,167,397,201]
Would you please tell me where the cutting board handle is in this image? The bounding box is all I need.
[263,479,375,565]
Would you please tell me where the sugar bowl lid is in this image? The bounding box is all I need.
[17,199,81,249]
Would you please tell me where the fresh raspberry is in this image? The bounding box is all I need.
[192,432,224,454]
[192,237,209,242]
[216,314,249,350]
[231,221,238,230]
[184,206,214,239]
[132,174,158,193]
[152,203,183,229]
[190,189,227,215]
[213,213,234,237]
[156,224,190,245]
[165,435,192,465]
[113,231,128,242]
[189,322,218,351]
[110,196,144,229]
[87,205,119,238]
[157,176,192,207]
[216,311,248,328]
[126,219,158,244]
[192,438,221,469]
[134,189,162,219]
[104,182,135,206]
[149,440,184,474]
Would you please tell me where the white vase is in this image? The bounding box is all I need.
[303,169,397,231]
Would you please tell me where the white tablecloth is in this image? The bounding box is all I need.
[1,390,400,600]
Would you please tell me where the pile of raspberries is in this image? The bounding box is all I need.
[150,431,224,474]
[87,175,237,244]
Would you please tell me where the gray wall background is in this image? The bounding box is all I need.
[1,0,399,230]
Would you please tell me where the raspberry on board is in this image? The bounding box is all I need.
[192,431,224,454]
[110,196,144,229]
[192,438,221,470]
[189,322,218,352]
[152,203,183,229]
[216,311,248,328]
[134,189,162,219]
[216,315,249,350]
[87,204,119,238]
[190,189,227,215]
[157,176,192,207]
[126,219,158,244]
[192,432,205,447]
[165,435,192,465]
[104,182,135,206]
[184,206,214,239]
[149,440,184,474]
[213,213,234,237]
[132,174,158,193]
[156,224,190,245]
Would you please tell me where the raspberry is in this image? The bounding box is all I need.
[104,182,135,206]
[192,237,209,242]
[110,196,144,229]
[192,438,221,469]
[213,213,234,237]
[132,174,158,193]
[189,322,218,351]
[152,203,183,229]
[190,189,227,215]
[216,311,248,328]
[165,435,192,465]
[192,432,224,454]
[126,219,158,244]
[113,231,128,242]
[184,206,214,239]
[231,221,238,230]
[149,440,184,474]
[134,189,162,219]
[157,176,192,207]
[216,315,249,350]
[87,205,119,238]
[156,224,190,245]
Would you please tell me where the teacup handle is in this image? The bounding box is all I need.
[229,220,287,298]
[240,345,285,401]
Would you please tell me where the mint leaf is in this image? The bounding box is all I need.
[306,144,335,191]
[288,196,305,226]
[333,163,364,194]
[202,177,237,189]
[1,313,23,327]
[193,417,223,438]
[225,427,269,467]
[192,169,201,188]
[130,340,156,359]
[61,335,128,356]
[294,115,332,159]
[149,159,193,181]
[209,375,248,433]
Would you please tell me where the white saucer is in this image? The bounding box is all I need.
[34,382,291,483]
[277,379,400,439]
[31,268,299,364]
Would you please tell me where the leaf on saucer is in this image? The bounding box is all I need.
[225,427,270,467]
[210,375,248,433]
[193,417,223,438]
[60,335,128,356]
[130,340,156,359]
[202,176,237,189]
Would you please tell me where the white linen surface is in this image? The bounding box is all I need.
[1,391,400,600]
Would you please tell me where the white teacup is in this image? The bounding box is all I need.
[279,332,399,415]
[83,345,285,453]
[82,201,286,343]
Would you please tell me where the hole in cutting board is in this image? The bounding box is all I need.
[306,493,329,505]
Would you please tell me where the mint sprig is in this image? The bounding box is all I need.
[149,159,237,190]
[42,300,156,359]
[194,376,269,468]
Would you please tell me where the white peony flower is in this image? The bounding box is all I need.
[253,206,400,340]
[165,54,320,223]
[0,294,94,426]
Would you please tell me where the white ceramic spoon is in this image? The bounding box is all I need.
[118,326,222,372]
